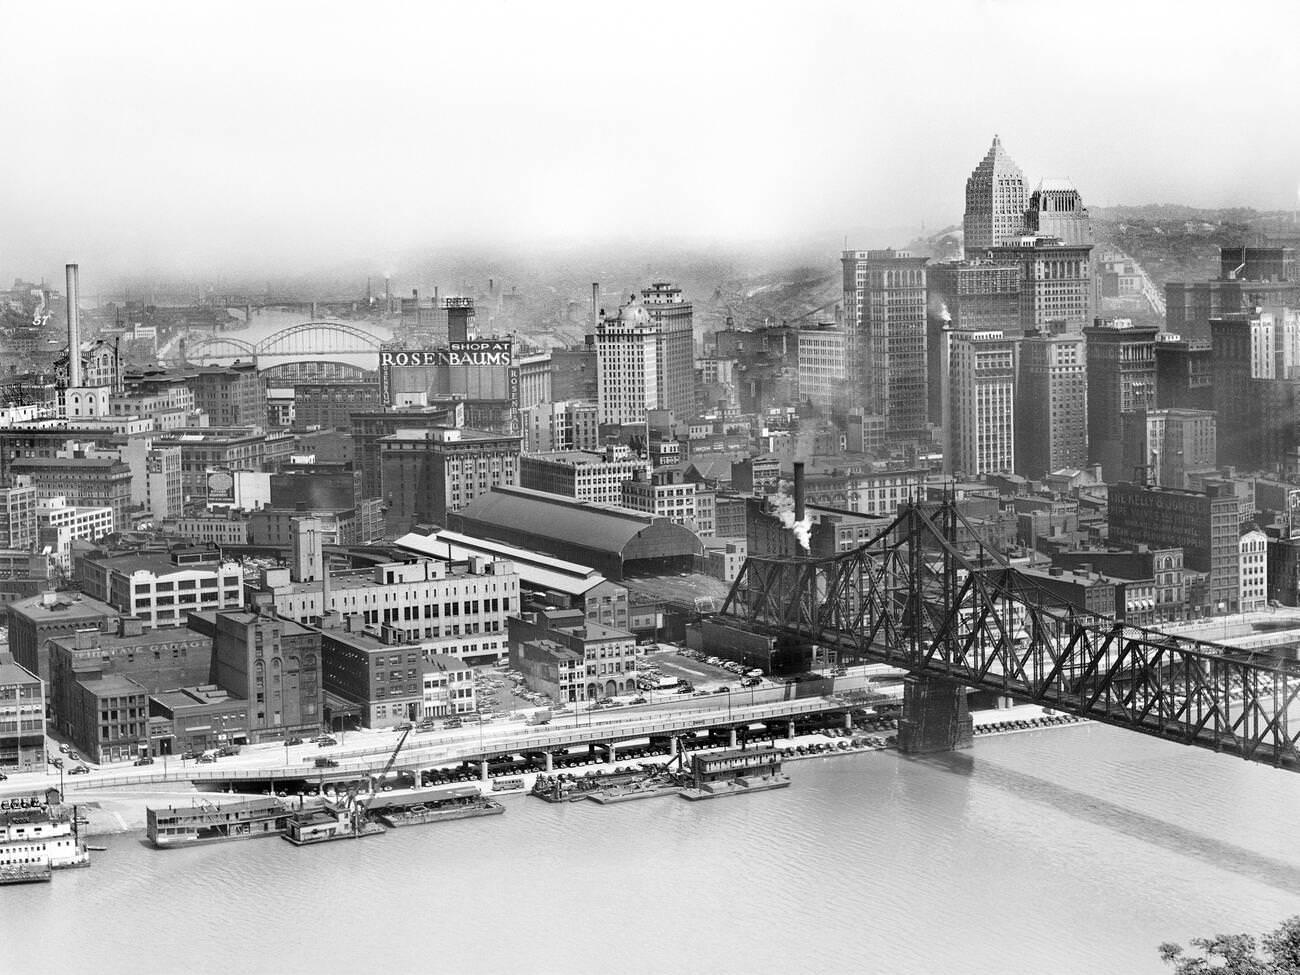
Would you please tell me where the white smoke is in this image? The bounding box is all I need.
[940,303,952,323]
[769,479,812,552]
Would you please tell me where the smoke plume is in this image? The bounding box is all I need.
[770,479,812,552]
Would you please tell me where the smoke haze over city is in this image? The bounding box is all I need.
[2,0,1299,292]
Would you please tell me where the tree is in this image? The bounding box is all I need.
[1159,916,1300,974]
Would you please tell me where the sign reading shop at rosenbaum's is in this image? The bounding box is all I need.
[380,341,514,368]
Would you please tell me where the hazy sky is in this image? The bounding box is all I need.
[3,0,1298,288]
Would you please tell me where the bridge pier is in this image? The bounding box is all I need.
[897,676,973,755]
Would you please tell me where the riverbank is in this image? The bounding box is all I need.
[77,705,1083,837]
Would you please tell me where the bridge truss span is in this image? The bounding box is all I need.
[719,501,1300,771]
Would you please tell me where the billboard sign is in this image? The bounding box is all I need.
[379,341,515,406]
[206,469,235,505]
[380,342,513,368]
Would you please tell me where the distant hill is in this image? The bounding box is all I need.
[1092,204,1299,287]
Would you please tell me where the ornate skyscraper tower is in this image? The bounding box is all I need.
[963,136,1028,259]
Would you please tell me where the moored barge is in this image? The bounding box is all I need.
[374,786,504,827]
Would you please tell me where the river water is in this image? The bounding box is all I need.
[4,723,1298,975]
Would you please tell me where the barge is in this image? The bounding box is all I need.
[530,768,650,803]
[375,787,504,827]
[587,779,683,804]
[147,796,292,848]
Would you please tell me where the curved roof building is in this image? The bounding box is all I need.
[447,486,703,580]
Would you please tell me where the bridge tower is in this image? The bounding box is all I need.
[898,676,973,754]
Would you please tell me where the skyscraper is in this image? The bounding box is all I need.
[926,260,1021,423]
[840,249,928,442]
[963,136,1029,259]
[1084,318,1159,482]
[1120,408,1217,490]
[595,283,694,425]
[990,235,1094,334]
[943,329,1016,476]
[1016,331,1087,479]
[1025,179,1095,246]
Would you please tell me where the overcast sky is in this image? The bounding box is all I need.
[2,0,1298,287]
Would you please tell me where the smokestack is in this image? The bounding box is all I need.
[65,264,82,388]
[592,283,599,324]
[384,275,391,314]
[793,462,806,523]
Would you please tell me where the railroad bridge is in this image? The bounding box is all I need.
[183,321,385,369]
[717,499,1300,770]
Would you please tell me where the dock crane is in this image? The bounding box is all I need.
[358,726,411,821]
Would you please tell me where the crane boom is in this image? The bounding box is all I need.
[362,726,411,814]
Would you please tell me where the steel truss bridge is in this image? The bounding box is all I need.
[718,500,1300,771]
[185,322,385,363]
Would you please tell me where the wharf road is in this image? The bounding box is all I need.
[41,678,901,794]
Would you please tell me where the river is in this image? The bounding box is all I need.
[4,723,1298,975]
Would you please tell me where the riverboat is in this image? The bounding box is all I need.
[676,748,791,801]
[1,798,91,873]
[147,797,292,848]
[375,787,504,827]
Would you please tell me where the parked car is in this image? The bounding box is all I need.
[68,764,90,775]
[196,753,218,764]
[67,752,80,761]
[50,757,64,769]
[316,737,338,747]
[0,771,8,781]
[741,676,761,688]
[58,743,70,754]
[285,737,305,746]
[133,756,155,766]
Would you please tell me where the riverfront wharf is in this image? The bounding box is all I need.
[61,687,892,794]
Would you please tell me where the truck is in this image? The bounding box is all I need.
[526,710,553,726]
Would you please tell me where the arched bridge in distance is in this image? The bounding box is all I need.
[184,321,387,369]
[715,499,1300,771]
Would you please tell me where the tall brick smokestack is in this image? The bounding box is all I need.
[794,461,806,523]
[66,263,82,388]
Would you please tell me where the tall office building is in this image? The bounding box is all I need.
[1210,308,1300,470]
[1084,319,1159,482]
[797,325,847,411]
[1120,408,1217,490]
[963,136,1029,260]
[596,283,693,425]
[840,249,929,442]
[926,260,1021,423]
[990,236,1094,334]
[943,329,1016,476]
[1015,331,1087,479]
[1166,246,1300,344]
[377,427,521,534]
[1024,179,1095,246]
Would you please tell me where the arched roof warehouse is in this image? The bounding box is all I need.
[447,486,703,581]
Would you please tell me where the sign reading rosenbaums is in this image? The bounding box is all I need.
[380,340,513,368]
